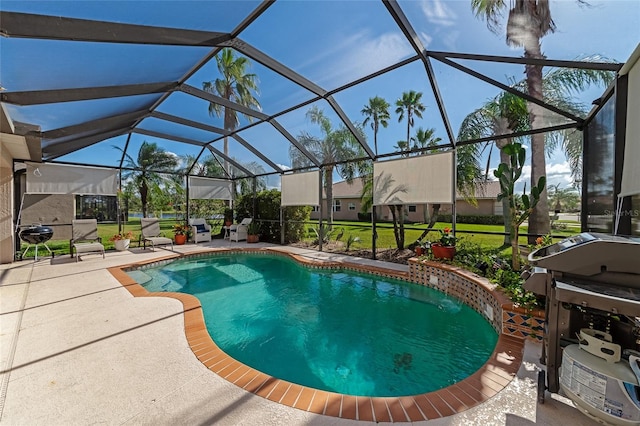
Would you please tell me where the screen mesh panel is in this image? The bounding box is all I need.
[25,162,118,195]
[281,171,319,206]
[373,152,454,205]
[188,176,232,200]
[620,50,640,197]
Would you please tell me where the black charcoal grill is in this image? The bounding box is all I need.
[19,224,54,261]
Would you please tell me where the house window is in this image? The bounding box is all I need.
[311,205,319,212]
[348,202,356,211]
[333,200,341,212]
[75,195,117,222]
[408,205,417,212]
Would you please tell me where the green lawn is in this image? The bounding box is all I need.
[303,220,580,252]
[16,218,580,259]
[17,219,180,258]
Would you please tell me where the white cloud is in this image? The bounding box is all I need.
[420,0,458,27]
[277,163,291,171]
[301,30,414,88]
[506,161,574,193]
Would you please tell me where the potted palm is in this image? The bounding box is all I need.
[246,221,260,243]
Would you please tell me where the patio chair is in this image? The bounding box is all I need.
[189,218,212,243]
[229,218,252,242]
[70,219,105,262]
[140,218,173,251]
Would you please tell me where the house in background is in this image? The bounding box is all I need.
[310,179,502,222]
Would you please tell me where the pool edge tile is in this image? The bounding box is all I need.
[107,249,526,423]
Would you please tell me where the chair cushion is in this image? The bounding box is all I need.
[195,224,207,233]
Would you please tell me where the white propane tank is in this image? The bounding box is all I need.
[560,344,640,425]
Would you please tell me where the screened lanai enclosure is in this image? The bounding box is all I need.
[1,1,639,263]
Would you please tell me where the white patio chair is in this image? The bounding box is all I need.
[189,218,212,243]
[70,219,105,262]
[140,218,173,251]
[229,218,252,242]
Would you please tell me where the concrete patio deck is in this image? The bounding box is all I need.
[0,240,597,425]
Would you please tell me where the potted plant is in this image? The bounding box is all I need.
[110,231,134,251]
[414,239,430,256]
[223,208,234,227]
[431,227,458,260]
[246,221,260,243]
[173,223,191,245]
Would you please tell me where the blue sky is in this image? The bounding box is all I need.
[1,0,639,191]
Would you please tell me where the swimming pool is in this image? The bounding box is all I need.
[127,252,498,397]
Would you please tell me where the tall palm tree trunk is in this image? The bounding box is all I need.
[373,122,379,156]
[525,47,551,243]
[140,180,149,218]
[325,168,334,226]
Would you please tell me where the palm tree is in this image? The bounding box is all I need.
[395,90,426,146]
[236,161,267,195]
[411,127,442,153]
[290,106,368,225]
[361,96,391,156]
[458,64,613,243]
[459,90,529,245]
[472,0,557,241]
[202,48,260,176]
[181,154,225,177]
[116,141,179,218]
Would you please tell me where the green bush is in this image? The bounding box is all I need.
[357,212,372,221]
[235,189,310,244]
[444,239,539,310]
[435,214,504,225]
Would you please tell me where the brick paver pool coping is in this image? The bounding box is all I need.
[108,247,523,422]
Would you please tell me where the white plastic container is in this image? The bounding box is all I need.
[560,344,640,425]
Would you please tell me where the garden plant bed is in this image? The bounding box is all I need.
[290,241,415,265]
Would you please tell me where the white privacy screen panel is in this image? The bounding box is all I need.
[373,151,454,205]
[620,47,640,197]
[281,171,319,206]
[189,176,232,200]
[25,162,118,195]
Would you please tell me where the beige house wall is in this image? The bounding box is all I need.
[21,194,75,241]
[0,145,14,263]
[311,198,500,222]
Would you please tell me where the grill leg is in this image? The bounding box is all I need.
[22,244,33,259]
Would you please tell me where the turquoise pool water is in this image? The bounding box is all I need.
[128,253,498,397]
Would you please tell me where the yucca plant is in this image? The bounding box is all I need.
[345,234,360,251]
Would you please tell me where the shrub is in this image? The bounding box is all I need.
[235,189,310,243]
[357,212,372,221]
[435,214,504,225]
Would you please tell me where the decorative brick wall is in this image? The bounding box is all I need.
[408,258,544,340]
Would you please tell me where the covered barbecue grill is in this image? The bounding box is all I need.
[523,232,640,424]
[18,224,54,261]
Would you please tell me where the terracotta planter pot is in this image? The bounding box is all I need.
[431,243,455,260]
[174,234,187,245]
[415,246,424,256]
[114,239,130,251]
[247,234,259,243]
